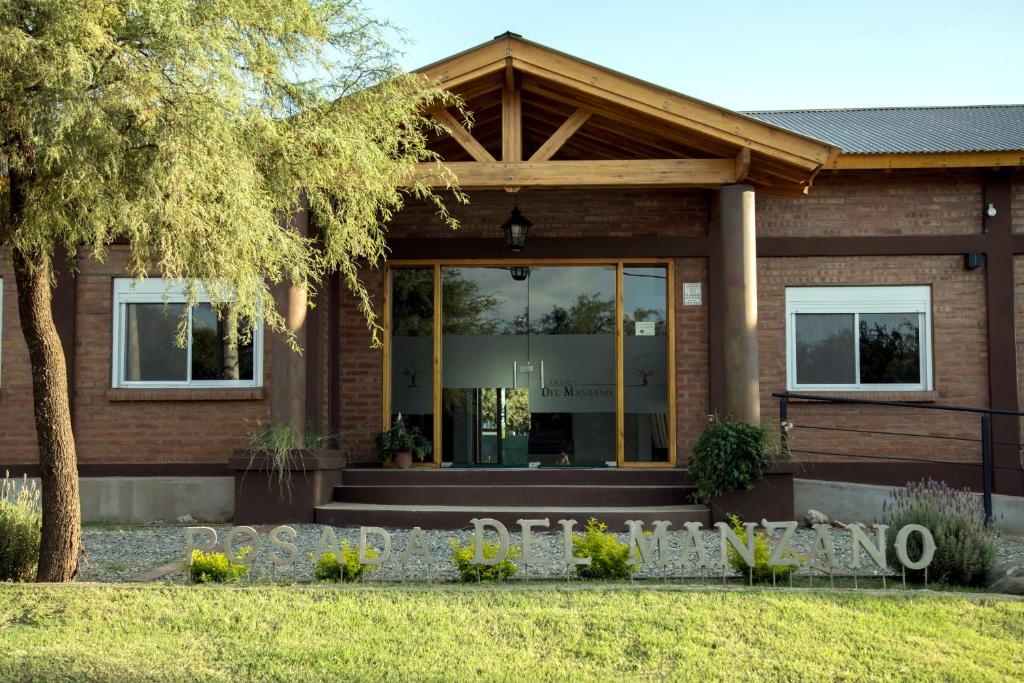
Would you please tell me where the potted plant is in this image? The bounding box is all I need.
[376,414,432,469]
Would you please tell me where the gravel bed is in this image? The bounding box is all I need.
[78,523,1024,585]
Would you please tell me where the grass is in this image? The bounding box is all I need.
[0,585,1022,682]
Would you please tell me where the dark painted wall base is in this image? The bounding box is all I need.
[229,449,346,524]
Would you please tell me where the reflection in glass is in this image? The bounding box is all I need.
[390,268,434,449]
[623,267,669,462]
[859,313,921,384]
[190,304,254,381]
[124,303,188,382]
[440,266,616,466]
[795,314,855,385]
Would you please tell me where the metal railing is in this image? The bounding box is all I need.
[773,392,1024,525]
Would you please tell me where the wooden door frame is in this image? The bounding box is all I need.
[383,258,677,468]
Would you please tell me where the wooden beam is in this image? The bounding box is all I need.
[506,41,837,166]
[429,107,496,163]
[735,148,751,182]
[529,108,593,162]
[501,64,522,193]
[829,151,1024,170]
[413,158,737,188]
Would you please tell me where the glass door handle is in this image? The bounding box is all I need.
[540,360,545,390]
[513,360,518,389]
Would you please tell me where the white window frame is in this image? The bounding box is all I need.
[785,285,933,392]
[111,278,263,389]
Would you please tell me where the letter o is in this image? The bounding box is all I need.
[894,524,936,571]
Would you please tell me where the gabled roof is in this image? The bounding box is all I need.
[746,105,1024,154]
[415,33,839,195]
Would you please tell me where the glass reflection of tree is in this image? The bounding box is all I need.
[480,388,531,434]
[392,269,434,337]
[624,308,667,336]
[859,316,920,383]
[796,326,854,380]
[533,293,615,334]
[441,269,504,335]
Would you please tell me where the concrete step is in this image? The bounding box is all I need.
[341,468,692,487]
[314,502,711,529]
[333,484,695,507]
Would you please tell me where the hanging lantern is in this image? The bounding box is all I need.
[509,266,531,281]
[501,206,532,252]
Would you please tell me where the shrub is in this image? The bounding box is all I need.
[0,472,42,582]
[883,478,996,586]
[313,541,377,582]
[449,539,519,581]
[572,518,636,580]
[725,515,801,583]
[688,415,782,504]
[188,549,249,583]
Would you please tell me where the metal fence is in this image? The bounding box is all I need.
[773,392,1024,524]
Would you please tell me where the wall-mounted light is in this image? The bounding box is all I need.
[986,203,998,218]
[501,206,532,252]
[964,252,984,270]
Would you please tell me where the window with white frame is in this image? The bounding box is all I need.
[785,286,932,391]
[111,278,262,388]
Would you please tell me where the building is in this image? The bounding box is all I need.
[2,34,1023,526]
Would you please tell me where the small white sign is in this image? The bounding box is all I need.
[683,282,702,306]
[634,321,656,336]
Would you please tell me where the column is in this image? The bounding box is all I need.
[718,184,761,425]
[269,198,309,437]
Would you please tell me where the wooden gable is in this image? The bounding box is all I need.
[413,34,839,196]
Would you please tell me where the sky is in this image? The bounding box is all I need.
[363,0,1024,111]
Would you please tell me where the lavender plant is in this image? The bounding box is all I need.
[1,472,42,582]
[883,478,996,586]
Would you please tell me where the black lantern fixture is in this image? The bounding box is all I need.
[509,265,531,281]
[501,206,532,252]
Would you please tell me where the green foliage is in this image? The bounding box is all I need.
[246,420,332,498]
[376,414,432,462]
[688,415,781,504]
[0,472,42,582]
[449,539,519,582]
[0,1,465,347]
[313,541,377,583]
[188,549,248,584]
[725,515,800,583]
[883,478,997,586]
[572,518,636,580]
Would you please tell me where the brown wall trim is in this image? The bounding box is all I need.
[758,235,987,257]
[52,245,76,411]
[388,234,1024,260]
[983,169,1023,496]
[387,237,711,260]
[327,270,342,447]
[1,463,233,477]
[794,461,984,491]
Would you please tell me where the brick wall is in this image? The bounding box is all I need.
[0,247,271,465]
[759,169,983,237]
[0,264,37,463]
[757,255,989,464]
[386,188,708,239]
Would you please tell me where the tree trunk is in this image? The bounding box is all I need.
[12,246,81,582]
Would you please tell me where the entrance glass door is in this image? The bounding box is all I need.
[440,266,616,466]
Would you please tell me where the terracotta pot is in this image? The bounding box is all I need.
[394,451,413,469]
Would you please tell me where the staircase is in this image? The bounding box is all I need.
[314,468,710,529]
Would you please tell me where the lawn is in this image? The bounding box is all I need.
[1,585,1022,682]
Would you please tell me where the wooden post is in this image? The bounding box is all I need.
[718,184,761,425]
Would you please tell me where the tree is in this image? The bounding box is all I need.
[1,1,460,581]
